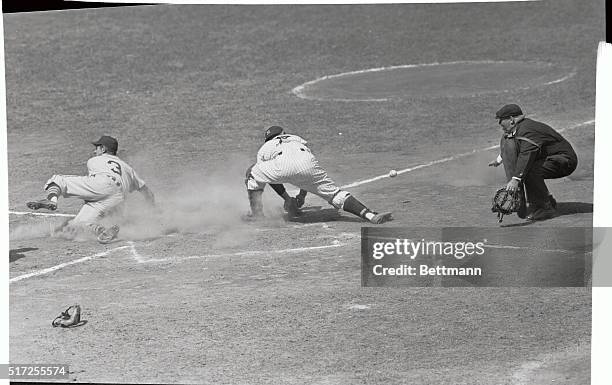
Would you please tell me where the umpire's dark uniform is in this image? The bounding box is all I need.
[499,112,577,209]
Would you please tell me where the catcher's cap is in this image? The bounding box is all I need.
[495,104,523,120]
[264,126,284,142]
[92,135,118,154]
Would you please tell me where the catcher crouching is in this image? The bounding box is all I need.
[489,104,578,221]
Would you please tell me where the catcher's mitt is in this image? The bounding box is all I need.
[491,187,525,223]
[52,304,82,328]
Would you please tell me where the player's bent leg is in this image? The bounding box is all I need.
[243,189,265,221]
[331,191,393,224]
[26,180,63,211]
[72,203,105,224]
[73,202,122,242]
[243,165,272,221]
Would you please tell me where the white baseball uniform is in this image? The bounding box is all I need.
[247,134,350,208]
[44,154,146,223]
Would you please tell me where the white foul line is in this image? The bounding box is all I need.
[10,245,131,284]
[341,119,594,189]
[485,244,591,254]
[9,210,76,218]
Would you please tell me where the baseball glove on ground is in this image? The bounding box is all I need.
[52,304,82,328]
[491,187,525,223]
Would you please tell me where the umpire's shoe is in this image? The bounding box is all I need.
[27,199,57,211]
[369,212,393,224]
[526,202,556,221]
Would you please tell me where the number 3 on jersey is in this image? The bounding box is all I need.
[107,160,122,176]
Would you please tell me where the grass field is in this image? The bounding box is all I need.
[5,2,603,384]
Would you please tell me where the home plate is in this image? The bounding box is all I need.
[348,304,371,310]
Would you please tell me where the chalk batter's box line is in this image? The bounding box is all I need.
[127,240,345,264]
[9,239,346,283]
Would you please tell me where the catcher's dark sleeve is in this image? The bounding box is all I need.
[269,183,286,197]
[512,140,540,180]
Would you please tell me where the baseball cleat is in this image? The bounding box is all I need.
[369,212,393,224]
[97,225,120,244]
[27,199,57,211]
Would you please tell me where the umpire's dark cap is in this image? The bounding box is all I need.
[264,126,284,142]
[495,104,523,119]
[92,135,118,153]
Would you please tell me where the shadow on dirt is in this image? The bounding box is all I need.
[555,202,593,216]
[500,201,593,227]
[9,247,38,263]
[500,220,536,228]
[286,208,363,224]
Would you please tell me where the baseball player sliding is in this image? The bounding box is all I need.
[244,126,393,224]
[26,135,155,243]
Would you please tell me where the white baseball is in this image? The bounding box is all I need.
[389,169,398,178]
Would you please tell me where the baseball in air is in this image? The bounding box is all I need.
[389,169,398,178]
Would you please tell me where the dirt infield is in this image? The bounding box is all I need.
[6,2,601,384]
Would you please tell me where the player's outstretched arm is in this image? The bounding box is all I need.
[270,184,302,217]
[296,189,307,208]
[138,185,156,206]
[269,184,289,200]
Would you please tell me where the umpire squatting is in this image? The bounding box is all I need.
[489,104,578,221]
[244,126,392,224]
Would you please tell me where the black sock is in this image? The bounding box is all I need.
[342,195,371,218]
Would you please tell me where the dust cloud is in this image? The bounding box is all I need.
[11,154,296,244]
[9,219,67,241]
[117,155,287,242]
